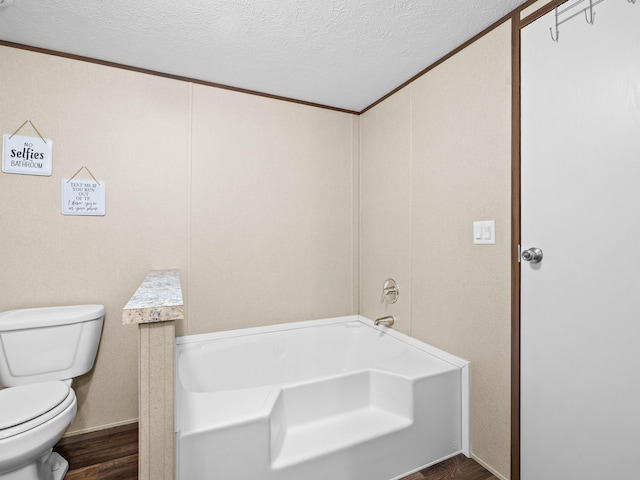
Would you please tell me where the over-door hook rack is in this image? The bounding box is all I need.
[549,0,610,42]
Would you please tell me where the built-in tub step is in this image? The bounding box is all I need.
[270,370,414,469]
[272,406,412,469]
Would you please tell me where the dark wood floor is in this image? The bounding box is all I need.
[54,423,497,480]
[402,455,498,480]
[54,423,138,480]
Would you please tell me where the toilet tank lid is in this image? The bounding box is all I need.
[0,304,105,331]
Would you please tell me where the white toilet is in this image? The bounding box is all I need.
[0,305,105,480]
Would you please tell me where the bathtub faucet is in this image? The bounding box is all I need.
[374,315,395,327]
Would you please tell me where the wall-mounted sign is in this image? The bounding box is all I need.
[61,178,106,216]
[2,134,53,176]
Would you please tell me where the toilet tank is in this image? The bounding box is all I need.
[0,305,104,387]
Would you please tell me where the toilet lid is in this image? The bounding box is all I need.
[0,381,70,430]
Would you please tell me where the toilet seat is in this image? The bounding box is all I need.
[0,381,75,441]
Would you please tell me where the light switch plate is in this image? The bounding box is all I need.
[473,220,495,244]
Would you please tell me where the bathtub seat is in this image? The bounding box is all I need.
[270,370,414,469]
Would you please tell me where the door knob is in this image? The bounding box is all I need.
[522,247,543,264]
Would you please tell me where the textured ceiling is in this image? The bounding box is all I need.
[0,0,527,112]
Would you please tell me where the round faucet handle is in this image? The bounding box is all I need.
[380,278,399,304]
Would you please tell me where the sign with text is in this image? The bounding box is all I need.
[61,179,106,216]
[2,134,53,176]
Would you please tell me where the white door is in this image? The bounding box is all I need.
[520,2,640,478]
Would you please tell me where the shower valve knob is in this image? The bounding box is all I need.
[380,278,399,304]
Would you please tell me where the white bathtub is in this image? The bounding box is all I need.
[175,315,470,480]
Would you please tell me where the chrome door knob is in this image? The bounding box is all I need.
[522,247,543,264]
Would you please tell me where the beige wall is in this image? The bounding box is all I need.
[0,46,358,433]
[359,88,412,334]
[0,46,190,432]
[359,21,512,479]
[188,86,357,334]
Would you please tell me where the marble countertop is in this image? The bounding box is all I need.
[122,269,184,325]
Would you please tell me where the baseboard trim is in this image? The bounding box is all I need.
[472,454,509,480]
[64,418,138,437]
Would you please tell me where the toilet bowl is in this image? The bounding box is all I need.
[0,382,77,480]
[0,305,104,480]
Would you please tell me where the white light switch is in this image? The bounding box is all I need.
[474,223,483,240]
[473,220,495,244]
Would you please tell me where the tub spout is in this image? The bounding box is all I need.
[374,315,395,327]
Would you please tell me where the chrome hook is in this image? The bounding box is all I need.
[584,0,595,24]
[549,7,559,42]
